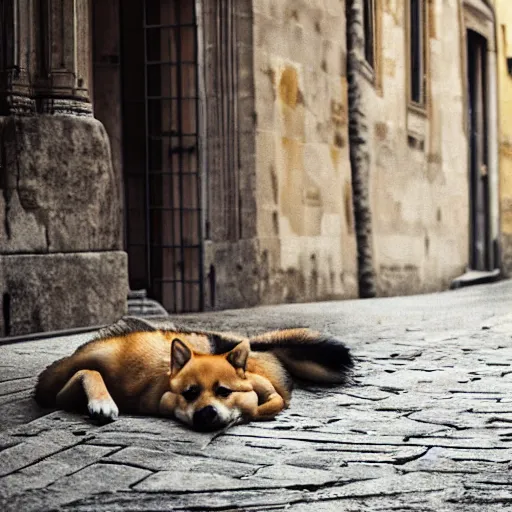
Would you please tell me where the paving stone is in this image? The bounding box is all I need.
[433,447,512,463]
[315,410,445,437]
[339,387,392,401]
[60,488,307,511]
[0,377,35,396]
[406,408,484,430]
[453,488,512,505]
[290,491,485,512]
[106,446,259,477]
[465,470,512,486]
[0,397,45,431]
[401,448,507,474]
[0,430,84,477]
[401,434,508,449]
[226,426,417,447]
[312,472,455,500]
[0,444,117,498]
[134,470,271,492]
[0,463,152,512]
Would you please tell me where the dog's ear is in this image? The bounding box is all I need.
[171,339,192,376]
[226,340,250,376]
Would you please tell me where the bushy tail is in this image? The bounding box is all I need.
[34,356,77,407]
[249,328,353,384]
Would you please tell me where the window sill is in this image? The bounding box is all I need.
[359,59,376,87]
[407,101,427,117]
[406,106,427,153]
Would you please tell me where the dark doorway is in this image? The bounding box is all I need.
[119,0,203,313]
[466,30,491,271]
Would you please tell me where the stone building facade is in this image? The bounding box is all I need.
[0,0,503,335]
[354,0,500,296]
[0,0,127,336]
[495,0,512,274]
[252,1,358,305]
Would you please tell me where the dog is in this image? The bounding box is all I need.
[34,317,353,431]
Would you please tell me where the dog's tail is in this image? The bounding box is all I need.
[34,355,79,407]
[248,328,353,384]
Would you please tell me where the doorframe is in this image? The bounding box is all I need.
[462,1,500,271]
[467,28,491,270]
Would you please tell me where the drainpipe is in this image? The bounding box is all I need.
[346,0,377,298]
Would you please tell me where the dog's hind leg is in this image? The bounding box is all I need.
[56,369,119,422]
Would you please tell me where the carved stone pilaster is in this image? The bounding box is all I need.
[0,0,37,115]
[36,0,92,115]
[38,97,92,116]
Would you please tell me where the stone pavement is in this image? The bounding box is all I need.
[1,280,512,511]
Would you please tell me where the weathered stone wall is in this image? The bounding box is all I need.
[198,0,261,310]
[0,116,122,253]
[495,0,512,275]
[363,0,470,296]
[0,115,128,336]
[0,252,127,336]
[0,0,128,335]
[253,0,358,304]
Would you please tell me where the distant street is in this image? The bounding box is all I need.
[1,280,512,510]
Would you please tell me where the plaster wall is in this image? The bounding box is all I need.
[365,0,470,296]
[495,0,512,274]
[253,0,358,304]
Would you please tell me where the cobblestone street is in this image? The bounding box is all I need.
[1,280,512,511]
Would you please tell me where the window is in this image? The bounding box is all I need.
[409,0,427,106]
[363,0,375,68]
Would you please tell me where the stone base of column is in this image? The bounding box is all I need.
[38,97,93,116]
[0,115,122,253]
[0,112,127,337]
[0,252,128,336]
[1,93,36,115]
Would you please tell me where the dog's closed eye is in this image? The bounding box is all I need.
[215,386,232,398]
[182,385,201,402]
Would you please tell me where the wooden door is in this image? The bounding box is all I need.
[467,30,490,270]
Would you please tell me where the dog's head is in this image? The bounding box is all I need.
[168,339,258,431]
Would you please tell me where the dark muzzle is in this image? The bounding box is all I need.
[193,405,220,431]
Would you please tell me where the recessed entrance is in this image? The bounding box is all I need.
[466,29,491,271]
[93,0,204,313]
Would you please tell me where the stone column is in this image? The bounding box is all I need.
[36,0,92,115]
[0,0,37,114]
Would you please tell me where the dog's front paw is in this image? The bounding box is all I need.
[88,398,119,422]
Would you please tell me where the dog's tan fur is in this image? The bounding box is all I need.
[35,322,352,431]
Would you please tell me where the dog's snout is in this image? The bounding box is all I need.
[193,405,219,431]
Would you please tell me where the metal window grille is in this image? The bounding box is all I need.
[122,0,203,313]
